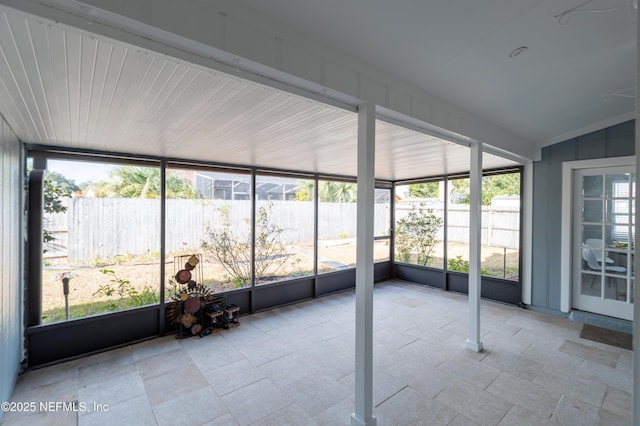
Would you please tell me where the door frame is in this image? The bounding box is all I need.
[560,155,635,313]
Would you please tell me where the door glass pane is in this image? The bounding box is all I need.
[582,224,602,242]
[581,272,601,296]
[605,174,630,198]
[583,175,603,197]
[603,276,626,301]
[582,200,602,223]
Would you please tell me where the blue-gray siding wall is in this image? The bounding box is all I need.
[0,114,22,423]
[531,120,635,311]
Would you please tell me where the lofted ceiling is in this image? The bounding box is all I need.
[0,6,517,181]
[239,0,637,146]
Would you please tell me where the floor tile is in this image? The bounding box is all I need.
[78,370,146,409]
[601,386,632,419]
[532,364,607,407]
[550,397,598,426]
[437,353,501,390]
[282,374,351,417]
[487,372,560,419]
[258,353,320,388]
[130,336,182,361]
[135,348,193,380]
[237,338,292,366]
[449,414,482,426]
[597,408,632,426]
[337,370,403,407]
[202,413,240,425]
[435,381,512,426]
[152,386,227,426]
[576,360,632,393]
[498,405,550,426]
[549,395,599,426]
[204,359,266,396]
[78,394,155,426]
[249,403,319,426]
[376,386,458,426]
[559,340,619,367]
[2,280,633,426]
[143,363,208,405]
[220,378,290,426]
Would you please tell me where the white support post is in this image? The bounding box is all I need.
[466,142,483,352]
[351,102,377,426]
[521,161,533,306]
[633,3,639,422]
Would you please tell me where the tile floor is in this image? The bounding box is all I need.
[1,280,633,426]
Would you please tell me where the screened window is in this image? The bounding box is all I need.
[39,158,161,323]
[317,180,357,273]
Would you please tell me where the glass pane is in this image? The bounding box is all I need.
[581,244,602,273]
[605,174,630,198]
[580,272,601,296]
[374,188,391,237]
[447,178,470,271]
[317,180,357,273]
[395,183,445,268]
[603,276,626,301]
[582,175,603,197]
[582,200,602,223]
[42,160,161,324]
[479,174,520,279]
[374,239,390,262]
[254,175,315,285]
[192,170,253,290]
[582,224,602,242]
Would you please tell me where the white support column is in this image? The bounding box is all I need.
[521,161,533,305]
[633,3,639,422]
[466,142,484,352]
[351,102,377,426]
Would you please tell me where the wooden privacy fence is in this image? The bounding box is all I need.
[44,199,390,262]
[43,198,519,262]
[394,200,520,249]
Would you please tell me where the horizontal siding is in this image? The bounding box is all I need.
[531,120,634,312]
[0,114,22,423]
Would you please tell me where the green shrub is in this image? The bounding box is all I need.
[447,255,491,276]
[395,204,443,266]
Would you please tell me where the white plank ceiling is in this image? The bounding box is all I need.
[0,9,517,181]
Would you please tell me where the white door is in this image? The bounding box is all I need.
[573,166,635,321]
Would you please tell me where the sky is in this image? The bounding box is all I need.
[47,159,114,184]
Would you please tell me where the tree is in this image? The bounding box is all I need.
[43,177,72,249]
[449,173,520,205]
[481,173,520,205]
[202,202,288,287]
[408,182,439,198]
[395,204,443,265]
[450,179,470,204]
[295,181,356,202]
[96,166,196,199]
[45,171,79,193]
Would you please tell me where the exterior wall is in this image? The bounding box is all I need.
[0,114,22,423]
[531,120,634,312]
